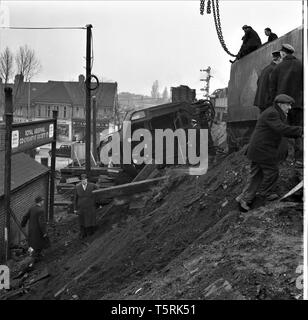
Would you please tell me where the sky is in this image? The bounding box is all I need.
[0,0,304,97]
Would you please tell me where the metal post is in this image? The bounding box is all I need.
[4,87,13,261]
[92,96,97,161]
[49,110,58,222]
[85,24,93,177]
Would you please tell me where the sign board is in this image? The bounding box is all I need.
[72,119,109,129]
[11,120,56,153]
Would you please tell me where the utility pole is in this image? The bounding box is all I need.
[85,24,92,177]
[200,66,213,99]
[49,110,58,222]
[92,95,97,161]
[4,87,13,261]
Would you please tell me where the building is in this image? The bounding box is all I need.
[171,85,196,103]
[118,92,170,115]
[0,75,118,142]
[211,88,228,122]
[0,151,50,262]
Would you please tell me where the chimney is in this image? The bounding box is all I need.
[14,74,24,85]
[78,74,85,85]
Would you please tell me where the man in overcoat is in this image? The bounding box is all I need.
[269,43,303,164]
[21,196,48,260]
[74,174,98,238]
[236,25,262,60]
[254,50,282,112]
[236,94,303,212]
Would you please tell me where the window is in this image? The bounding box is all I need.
[38,106,41,117]
[64,106,67,118]
[47,106,51,117]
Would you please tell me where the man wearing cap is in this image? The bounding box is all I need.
[233,25,262,62]
[269,43,303,164]
[74,174,98,238]
[21,196,49,260]
[264,28,278,43]
[254,50,282,112]
[236,94,303,212]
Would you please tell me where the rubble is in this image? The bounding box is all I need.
[1,146,303,300]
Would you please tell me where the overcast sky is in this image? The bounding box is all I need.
[0,0,303,97]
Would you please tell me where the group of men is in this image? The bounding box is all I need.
[231,25,278,63]
[237,42,303,212]
[21,174,99,260]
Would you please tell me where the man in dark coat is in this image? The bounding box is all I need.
[21,196,48,260]
[264,28,278,43]
[236,94,302,212]
[236,25,262,60]
[74,174,98,238]
[269,43,303,163]
[254,50,281,112]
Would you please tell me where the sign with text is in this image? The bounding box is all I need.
[11,120,56,153]
[72,118,109,129]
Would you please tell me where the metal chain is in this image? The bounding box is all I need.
[200,0,236,57]
[211,0,236,57]
[207,0,211,14]
[200,0,205,15]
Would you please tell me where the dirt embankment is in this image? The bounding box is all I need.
[4,148,303,300]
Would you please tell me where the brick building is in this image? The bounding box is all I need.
[0,75,118,142]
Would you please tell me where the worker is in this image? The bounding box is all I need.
[264,27,278,43]
[269,43,303,165]
[74,174,98,238]
[254,50,282,112]
[21,196,49,261]
[236,94,303,212]
[230,25,262,63]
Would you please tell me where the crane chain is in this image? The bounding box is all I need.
[200,0,205,15]
[200,0,237,58]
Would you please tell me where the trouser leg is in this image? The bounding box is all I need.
[241,162,264,203]
[80,225,86,238]
[288,108,303,161]
[258,163,279,196]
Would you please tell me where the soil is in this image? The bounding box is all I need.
[1,147,303,300]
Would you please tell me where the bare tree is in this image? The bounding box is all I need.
[0,47,14,84]
[151,80,160,99]
[15,45,41,81]
[162,86,169,102]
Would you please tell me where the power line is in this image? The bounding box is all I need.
[0,26,86,30]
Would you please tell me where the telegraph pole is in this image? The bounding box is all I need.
[92,96,97,161]
[85,24,92,177]
[200,66,213,99]
[4,87,13,261]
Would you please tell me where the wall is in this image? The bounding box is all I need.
[228,26,303,123]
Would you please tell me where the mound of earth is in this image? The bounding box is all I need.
[2,147,303,300]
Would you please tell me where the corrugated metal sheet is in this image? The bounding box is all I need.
[0,151,49,198]
[0,174,49,262]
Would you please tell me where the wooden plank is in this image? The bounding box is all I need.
[93,176,167,198]
[280,180,303,201]
[132,164,156,182]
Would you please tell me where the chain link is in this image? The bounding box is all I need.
[211,0,236,57]
[200,0,205,15]
[207,0,211,14]
[200,0,236,57]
